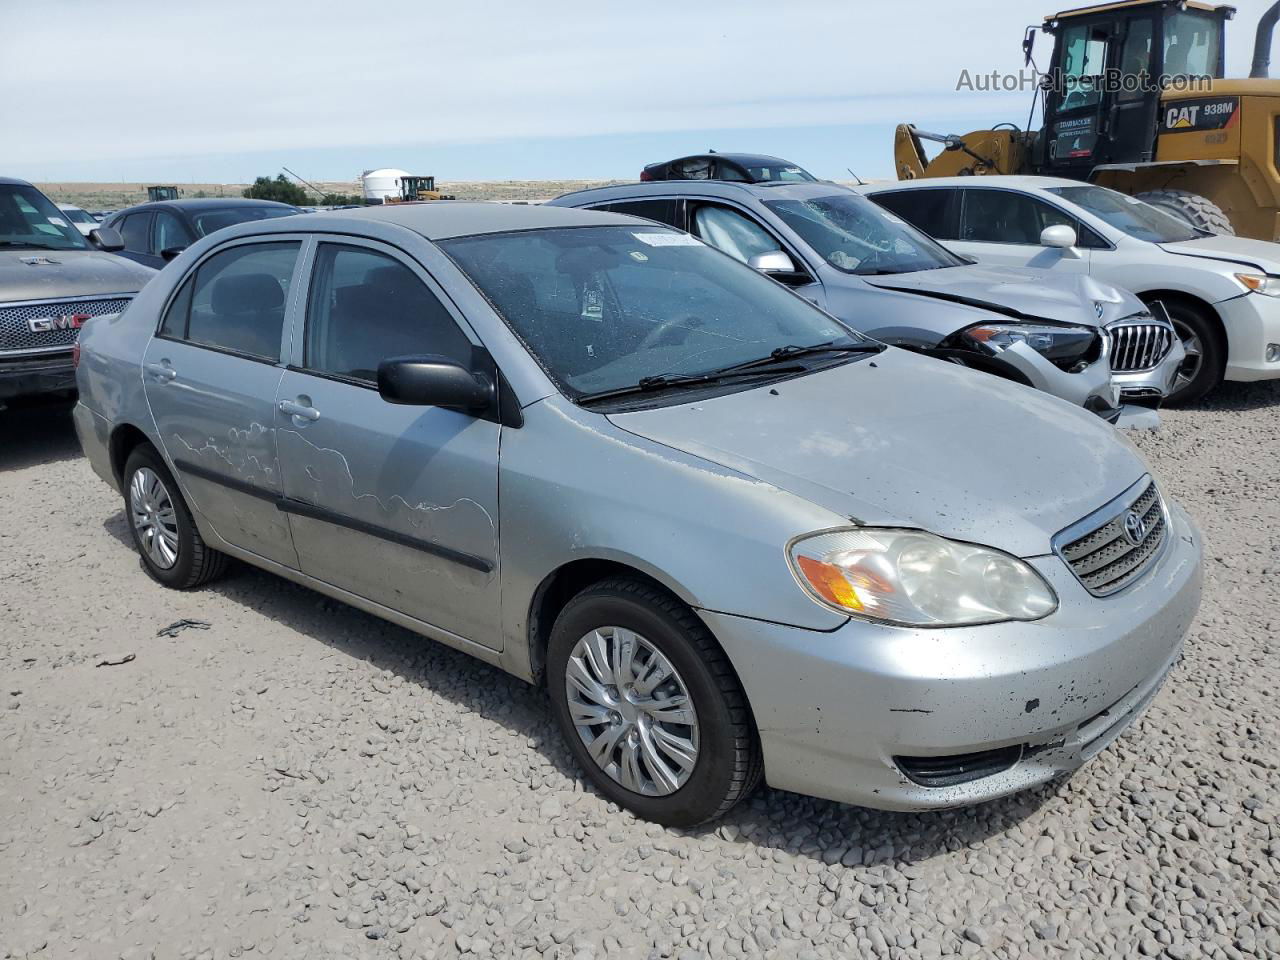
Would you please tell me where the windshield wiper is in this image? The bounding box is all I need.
[719,339,885,373]
[577,364,807,405]
[0,240,67,250]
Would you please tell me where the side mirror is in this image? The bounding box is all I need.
[88,226,124,251]
[748,250,798,274]
[377,355,494,411]
[160,246,187,262]
[1040,224,1078,249]
[1023,27,1037,67]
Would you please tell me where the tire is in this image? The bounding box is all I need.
[122,444,229,589]
[1135,189,1235,236]
[546,577,762,827]
[1143,297,1225,405]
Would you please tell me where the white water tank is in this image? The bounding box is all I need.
[360,168,409,204]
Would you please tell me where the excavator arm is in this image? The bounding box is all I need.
[894,124,1032,179]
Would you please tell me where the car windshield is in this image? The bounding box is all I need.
[59,207,97,224]
[0,184,89,250]
[1046,185,1201,242]
[441,225,866,399]
[191,205,299,237]
[764,193,965,274]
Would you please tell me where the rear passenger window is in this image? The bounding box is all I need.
[598,199,679,226]
[872,190,960,240]
[304,244,472,383]
[185,241,300,361]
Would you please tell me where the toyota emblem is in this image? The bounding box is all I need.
[1123,511,1147,546]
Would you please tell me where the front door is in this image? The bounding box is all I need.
[273,239,502,647]
[144,238,304,567]
[947,188,1093,274]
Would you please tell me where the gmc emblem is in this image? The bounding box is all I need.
[28,313,91,333]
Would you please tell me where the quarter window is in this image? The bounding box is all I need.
[184,241,300,361]
[304,244,472,383]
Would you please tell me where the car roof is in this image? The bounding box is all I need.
[657,152,797,167]
[111,197,300,214]
[208,200,648,242]
[554,179,853,205]
[857,176,1084,193]
[0,176,35,187]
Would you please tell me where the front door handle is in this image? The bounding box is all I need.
[278,399,320,422]
[144,362,176,382]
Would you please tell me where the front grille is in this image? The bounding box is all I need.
[895,746,1023,788]
[0,296,132,354]
[1056,479,1167,596]
[1108,321,1175,372]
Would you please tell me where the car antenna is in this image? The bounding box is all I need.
[846,168,866,185]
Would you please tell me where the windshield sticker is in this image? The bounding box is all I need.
[879,212,906,224]
[581,280,605,321]
[632,232,701,247]
[47,217,68,228]
[628,250,649,262]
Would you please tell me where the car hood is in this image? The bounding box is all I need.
[606,348,1146,558]
[1159,234,1280,272]
[859,265,1145,328]
[0,250,155,303]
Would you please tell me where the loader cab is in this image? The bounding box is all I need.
[1039,1,1232,176]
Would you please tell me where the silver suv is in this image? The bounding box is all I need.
[0,177,154,407]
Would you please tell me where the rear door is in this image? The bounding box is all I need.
[273,238,502,647]
[144,237,304,567]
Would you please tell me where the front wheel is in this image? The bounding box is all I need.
[1144,298,1225,405]
[547,578,762,826]
[123,444,229,589]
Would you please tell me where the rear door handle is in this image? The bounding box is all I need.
[144,362,176,382]
[278,399,320,422]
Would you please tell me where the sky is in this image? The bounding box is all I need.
[6,0,1277,184]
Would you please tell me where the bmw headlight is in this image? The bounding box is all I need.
[1235,273,1280,297]
[960,322,1098,369]
[788,528,1058,627]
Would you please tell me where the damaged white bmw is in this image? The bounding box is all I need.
[73,202,1203,826]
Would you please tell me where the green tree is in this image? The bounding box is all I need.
[318,193,363,206]
[242,174,309,206]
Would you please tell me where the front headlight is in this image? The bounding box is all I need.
[1235,273,1280,297]
[960,322,1098,368]
[788,528,1058,627]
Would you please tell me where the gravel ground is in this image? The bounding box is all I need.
[1,384,1278,960]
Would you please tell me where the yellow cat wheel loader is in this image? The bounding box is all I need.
[895,0,1280,240]
[393,176,455,203]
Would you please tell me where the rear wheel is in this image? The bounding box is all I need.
[1135,189,1235,236]
[123,444,229,589]
[547,578,762,826]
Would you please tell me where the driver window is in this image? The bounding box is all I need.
[960,191,1076,245]
[1118,19,1154,101]
[304,244,472,383]
[692,205,780,263]
[153,211,194,255]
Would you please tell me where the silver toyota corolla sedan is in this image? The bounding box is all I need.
[73,202,1203,826]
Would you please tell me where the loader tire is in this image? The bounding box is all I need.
[1135,189,1235,236]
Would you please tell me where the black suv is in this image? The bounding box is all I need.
[641,152,816,184]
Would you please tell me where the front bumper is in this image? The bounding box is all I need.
[0,352,76,401]
[701,502,1203,811]
[1217,294,1280,382]
[989,341,1119,419]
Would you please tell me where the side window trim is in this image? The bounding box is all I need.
[150,233,311,367]
[292,235,484,382]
